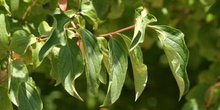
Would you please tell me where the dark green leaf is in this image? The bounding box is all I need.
[0,0,11,14]
[130,7,157,51]
[80,0,100,29]
[78,28,103,96]
[92,0,110,20]
[120,34,148,101]
[8,60,43,110]
[58,38,84,100]
[18,78,43,110]
[102,35,128,106]
[39,14,70,60]
[0,13,9,59]
[9,30,36,55]
[149,25,190,100]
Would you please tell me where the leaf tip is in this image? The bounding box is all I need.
[135,92,140,101]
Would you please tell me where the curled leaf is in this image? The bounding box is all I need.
[130,7,157,51]
[149,25,190,100]
[102,35,128,106]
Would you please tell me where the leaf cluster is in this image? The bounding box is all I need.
[0,0,190,109]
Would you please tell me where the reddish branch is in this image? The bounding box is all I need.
[99,25,135,37]
[35,24,135,43]
[0,70,8,84]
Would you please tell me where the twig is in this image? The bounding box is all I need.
[99,25,135,37]
[0,70,8,84]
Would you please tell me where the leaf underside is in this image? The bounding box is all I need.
[149,25,190,100]
[119,34,148,101]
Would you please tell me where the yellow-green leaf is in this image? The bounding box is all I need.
[9,30,36,55]
[120,34,148,101]
[0,13,9,59]
[130,7,157,51]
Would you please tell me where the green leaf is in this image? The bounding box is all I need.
[58,38,84,100]
[120,34,148,101]
[32,42,44,68]
[38,21,53,37]
[8,60,43,110]
[9,0,19,12]
[99,62,108,85]
[73,14,86,28]
[97,37,108,84]
[92,0,110,20]
[49,47,61,86]
[102,35,128,106]
[0,0,11,14]
[0,13,9,59]
[39,13,70,61]
[8,60,29,106]
[149,25,190,100]
[0,87,13,110]
[78,28,103,96]
[130,7,157,51]
[9,30,36,55]
[18,78,43,110]
[81,0,100,29]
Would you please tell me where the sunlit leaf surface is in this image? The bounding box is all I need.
[102,35,128,106]
[150,25,190,100]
